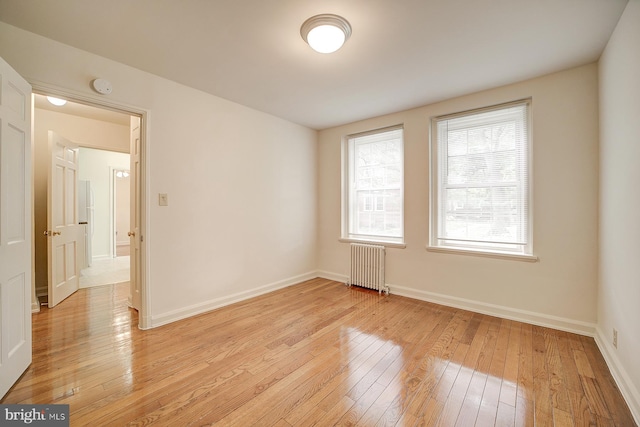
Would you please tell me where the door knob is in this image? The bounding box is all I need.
[44,231,61,236]
[128,231,135,237]
[53,231,61,236]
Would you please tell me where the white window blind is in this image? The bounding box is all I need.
[345,126,404,243]
[431,100,531,254]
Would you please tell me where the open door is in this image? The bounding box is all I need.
[129,117,141,311]
[0,57,32,398]
[46,131,82,308]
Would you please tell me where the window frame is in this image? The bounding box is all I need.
[341,125,405,247]
[428,99,536,261]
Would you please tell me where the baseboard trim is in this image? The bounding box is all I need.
[35,285,47,298]
[149,271,318,328]
[31,300,40,313]
[315,271,595,336]
[316,270,348,283]
[594,327,640,425]
[389,283,595,336]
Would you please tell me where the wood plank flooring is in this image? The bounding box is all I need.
[2,278,635,426]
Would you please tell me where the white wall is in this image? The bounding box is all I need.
[598,0,640,421]
[318,64,600,334]
[33,107,130,295]
[78,148,130,259]
[0,22,318,327]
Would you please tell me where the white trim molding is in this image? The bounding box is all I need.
[316,270,349,284]
[388,283,595,336]
[339,238,406,249]
[315,271,595,336]
[148,271,318,329]
[594,327,640,425]
[426,245,538,262]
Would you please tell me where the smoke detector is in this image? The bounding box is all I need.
[91,78,113,95]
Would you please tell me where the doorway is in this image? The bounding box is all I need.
[76,148,131,288]
[32,92,146,324]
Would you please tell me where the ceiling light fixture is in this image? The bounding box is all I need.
[301,14,352,54]
[46,96,67,106]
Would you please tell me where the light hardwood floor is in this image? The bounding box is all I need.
[2,278,635,426]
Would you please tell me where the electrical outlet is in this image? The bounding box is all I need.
[159,193,168,206]
[613,328,618,349]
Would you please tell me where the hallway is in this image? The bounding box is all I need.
[79,255,130,288]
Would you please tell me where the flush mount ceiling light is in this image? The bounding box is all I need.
[300,14,352,53]
[46,96,67,106]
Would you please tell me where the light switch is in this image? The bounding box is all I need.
[159,193,168,206]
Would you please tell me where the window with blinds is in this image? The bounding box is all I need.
[344,126,404,243]
[430,100,532,255]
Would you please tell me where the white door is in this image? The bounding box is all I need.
[46,132,82,308]
[0,56,32,398]
[129,117,141,311]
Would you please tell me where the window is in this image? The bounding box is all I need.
[343,126,404,244]
[430,100,532,256]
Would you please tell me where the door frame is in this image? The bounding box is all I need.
[31,82,150,329]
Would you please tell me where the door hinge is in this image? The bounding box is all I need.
[140,235,144,242]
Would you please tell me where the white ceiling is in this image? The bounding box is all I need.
[0,0,628,130]
[34,94,131,126]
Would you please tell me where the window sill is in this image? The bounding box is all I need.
[426,245,538,262]
[340,237,406,249]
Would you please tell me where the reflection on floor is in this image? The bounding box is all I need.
[80,256,130,288]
